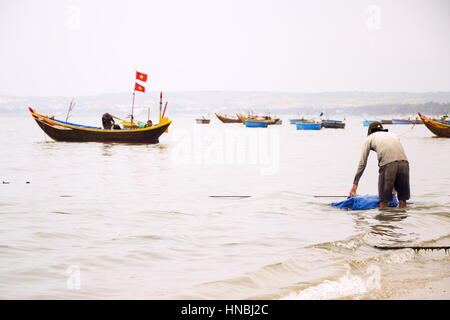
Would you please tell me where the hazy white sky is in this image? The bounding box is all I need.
[0,0,449,96]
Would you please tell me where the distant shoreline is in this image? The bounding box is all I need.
[1,91,449,117]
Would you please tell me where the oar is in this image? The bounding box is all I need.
[112,115,144,126]
[209,196,251,198]
[314,195,348,198]
[112,115,127,122]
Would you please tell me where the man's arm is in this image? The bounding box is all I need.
[349,138,371,197]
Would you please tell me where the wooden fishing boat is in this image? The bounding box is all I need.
[29,108,171,143]
[195,118,210,124]
[381,120,393,124]
[237,113,259,123]
[418,112,450,138]
[321,120,345,129]
[214,113,241,123]
[236,113,280,125]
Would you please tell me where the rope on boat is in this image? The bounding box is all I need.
[397,123,417,136]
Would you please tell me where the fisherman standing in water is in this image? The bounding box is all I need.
[349,121,410,208]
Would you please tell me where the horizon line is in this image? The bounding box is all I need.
[2,90,450,99]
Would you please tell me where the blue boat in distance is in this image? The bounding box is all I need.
[245,120,269,128]
[362,120,377,127]
[289,118,310,124]
[296,123,321,130]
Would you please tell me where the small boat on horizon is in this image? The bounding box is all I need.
[245,120,269,128]
[383,118,423,125]
[195,117,210,124]
[289,118,311,124]
[296,122,322,130]
[321,119,345,129]
[215,113,241,123]
[362,120,378,127]
[236,113,280,125]
[392,119,413,124]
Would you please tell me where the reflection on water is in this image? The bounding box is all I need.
[101,144,114,156]
[352,209,414,244]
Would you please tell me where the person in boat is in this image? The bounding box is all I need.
[102,113,115,129]
[146,120,153,127]
[349,121,410,208]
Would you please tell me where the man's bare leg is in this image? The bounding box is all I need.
[399,200,407,208]
[379,202,387,208]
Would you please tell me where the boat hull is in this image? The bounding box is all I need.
[245,120,268,128]
[29,108,171,143]
[418,113,450,138]
[289,119,309,124]
[321,120,345,129]
[237,114,280,125]
[296,123,321,130]
[195,119,210,124]
[392,119,413,124]
[215,113,241,123]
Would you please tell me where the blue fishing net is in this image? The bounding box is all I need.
[330,194,399,210]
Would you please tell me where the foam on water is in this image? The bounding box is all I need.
[282,274,368,300]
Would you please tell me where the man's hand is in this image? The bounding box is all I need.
[349,184,358,197]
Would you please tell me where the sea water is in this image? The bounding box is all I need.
[0,113,449,299]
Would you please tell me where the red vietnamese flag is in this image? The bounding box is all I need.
[136,71,148,82]
[134,82,145,93]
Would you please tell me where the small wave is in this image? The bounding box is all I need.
[282,274,368,300]
[111,234,165,241]
[32,231,81,239]
[50,211,71,215]
[308,232,372,252]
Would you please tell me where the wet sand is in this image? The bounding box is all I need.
[388,277,450,300]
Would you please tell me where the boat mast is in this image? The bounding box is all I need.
[159,92,163,123]
[65,97,75,122]
[131,91,136,124]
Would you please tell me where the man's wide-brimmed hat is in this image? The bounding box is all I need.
[367,121,388,136]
